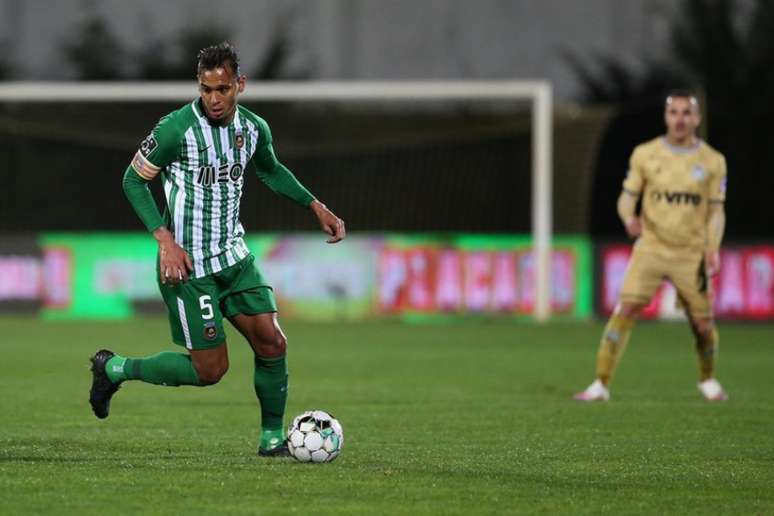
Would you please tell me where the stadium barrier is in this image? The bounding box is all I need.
[596,243,774,320]
[4,234,771,321]
[0,233,591,321]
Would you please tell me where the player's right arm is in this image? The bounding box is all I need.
[122,115,192,284]
[618,147,645,238]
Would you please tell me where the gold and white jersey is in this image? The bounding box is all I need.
[623,137,727,255]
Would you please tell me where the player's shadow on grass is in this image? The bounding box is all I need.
[0,438,240,465]
[0,438,137,464]
[172,400,255,407]
[0,454,112,464]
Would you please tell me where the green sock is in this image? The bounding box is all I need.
[105,355,130,383]
[254,354,288,449]
[105,352,201,386]
[260,429,285,451]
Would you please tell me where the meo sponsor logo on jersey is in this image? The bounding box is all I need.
[196,163,244,186]
[140,133,158,157]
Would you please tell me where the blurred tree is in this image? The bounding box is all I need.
[254,28,292,80]
[572,0,773,238]
[62,16,124,80]
[0,59,11,80]
[563,53,690,107]
[672,0,774,237]
[252,18,312,80]
[0,38,12,79]
[135,22,309,81]
[136,26,230,80]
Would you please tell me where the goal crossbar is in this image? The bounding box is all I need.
[0,80,553,321]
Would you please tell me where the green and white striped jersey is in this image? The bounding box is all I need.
[130,99,315,278]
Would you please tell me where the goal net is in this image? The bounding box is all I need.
[0,80,554,320]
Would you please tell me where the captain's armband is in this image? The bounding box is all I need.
[130,151,161,181]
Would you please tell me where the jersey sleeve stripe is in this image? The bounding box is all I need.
[131,151,161,180]
[622,188,641,196]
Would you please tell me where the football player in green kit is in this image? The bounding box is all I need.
[88,42,345,457]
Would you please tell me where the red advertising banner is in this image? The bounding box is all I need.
[378,246,582,316]
[598,244,774,320]
[378,247,439,313]
[42,247,72,308]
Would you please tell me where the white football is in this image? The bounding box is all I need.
[287,410,343,463]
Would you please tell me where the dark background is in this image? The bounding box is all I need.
[0,102,532,234]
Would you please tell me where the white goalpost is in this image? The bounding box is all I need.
[0,80,553,320]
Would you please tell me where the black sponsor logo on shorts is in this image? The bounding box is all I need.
[203,321,218,341]
[140,133,158,157]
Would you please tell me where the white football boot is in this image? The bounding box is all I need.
[573,379,610,401]
[698,378,728,401]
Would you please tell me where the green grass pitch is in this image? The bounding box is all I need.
[1,316,773,515]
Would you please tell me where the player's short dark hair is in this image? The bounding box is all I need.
[665,89,699,108]
[197,42,241,76]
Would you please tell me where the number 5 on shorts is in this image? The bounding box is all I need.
[199,295,214,320]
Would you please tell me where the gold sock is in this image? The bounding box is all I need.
[695,328,719,382]
[595,314,635,386]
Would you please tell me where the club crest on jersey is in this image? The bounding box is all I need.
[139,133,158,157]
[235,130,244,149]
[203,321,218,341]
[692,165,706,181]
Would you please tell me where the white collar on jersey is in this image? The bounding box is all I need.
[192,98,206,119]
[660,136,702,155]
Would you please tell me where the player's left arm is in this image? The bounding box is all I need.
[705,156,728,276]
[251,120,346,243]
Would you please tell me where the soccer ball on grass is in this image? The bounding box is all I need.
[287,410,343,463]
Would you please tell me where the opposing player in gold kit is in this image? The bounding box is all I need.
[575,91,729,402]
